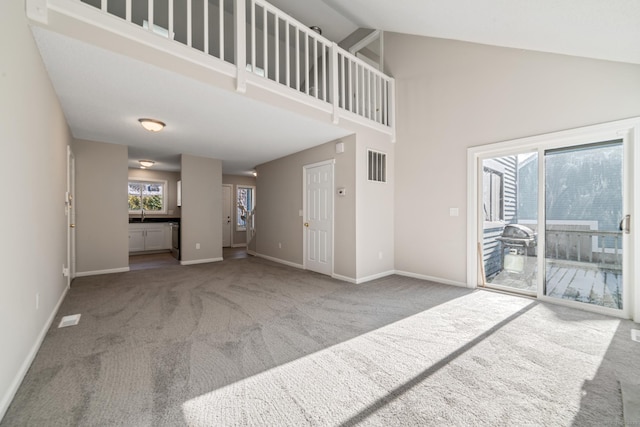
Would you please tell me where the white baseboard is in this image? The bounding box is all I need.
[75,267,130,277]
[251,253,304,270]
[394,270,470,288]
[332,271,395,284]
[0,284,69,420]
[180,257,223,266]
[332,273,357,283]
[231,244,247,248]
[356,270,396,284]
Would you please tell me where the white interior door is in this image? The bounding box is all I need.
[304,161,334,275]
[222,184,232,247]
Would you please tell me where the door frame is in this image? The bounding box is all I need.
[303,159,335,275]
[66,145,76,287]
[467,117,640,320]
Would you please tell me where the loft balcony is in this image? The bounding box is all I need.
[26,0,396,141]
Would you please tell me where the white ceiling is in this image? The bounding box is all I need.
[32,0,640,174]
[284,0,640,65]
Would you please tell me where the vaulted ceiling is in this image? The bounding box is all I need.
[34,1,640,174]
[272,0,640,65]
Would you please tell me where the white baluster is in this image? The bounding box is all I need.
[204,0,209,54]
[168,0,173,39]
[187,0,192,47]
[219,0,224,60]
[295,28,300,90]
[236,0,247,92]
[148,0,153,30]
[263,6,267,79]
[284,21,290,87]
[274,15,279,84]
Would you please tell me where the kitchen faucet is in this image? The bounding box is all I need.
[141,209,145,222]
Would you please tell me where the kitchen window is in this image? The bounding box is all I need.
[237,186,255,231]
[128,179,167,214]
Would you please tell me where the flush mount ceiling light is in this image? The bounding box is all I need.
[139,160,155,168]
[138,118,165,132]
[310,26,322,35]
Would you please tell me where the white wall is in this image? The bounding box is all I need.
[255,135,357,278]
[0,0,72,419]
[355,129,395,280]
[73,139,129,274]
[181,154,223,263]
[255,130,395,282]
[386,33,640,285]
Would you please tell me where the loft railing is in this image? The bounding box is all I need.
[68,0,395,133]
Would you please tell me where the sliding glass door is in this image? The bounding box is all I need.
[544,141,625,309]
[473,119,636,317]
[481,153,538,295]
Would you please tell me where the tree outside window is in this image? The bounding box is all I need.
[236,186,254,230]
[128,180,166,213]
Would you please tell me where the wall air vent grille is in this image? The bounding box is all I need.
[368,149,387,183]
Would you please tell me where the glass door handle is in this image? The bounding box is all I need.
[619,215,630,234]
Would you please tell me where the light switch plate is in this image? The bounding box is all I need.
[449,208,459,217]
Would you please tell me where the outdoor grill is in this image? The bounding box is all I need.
[495,224,537,272]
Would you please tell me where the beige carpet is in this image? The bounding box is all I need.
[2,257,639,426]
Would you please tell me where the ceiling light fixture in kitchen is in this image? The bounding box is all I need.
[139,160,155,168]
[138,118,165,132]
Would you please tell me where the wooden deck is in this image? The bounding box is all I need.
[487,257,622,309]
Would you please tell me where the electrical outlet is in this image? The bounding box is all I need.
[36,293,39,310]
[196,243,200,249]
[378,251,383,260]
[278,242,282,249]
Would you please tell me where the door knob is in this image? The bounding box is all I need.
[304,222,309,227]
[70,224,76,228]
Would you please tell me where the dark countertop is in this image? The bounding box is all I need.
[129,217,181,224]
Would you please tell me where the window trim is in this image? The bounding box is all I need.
[482,166,504,223]
[128,178,168,214]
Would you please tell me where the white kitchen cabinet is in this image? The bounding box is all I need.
[144,228,165,250]
[129,223,171,253]
[129,229,145,252]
